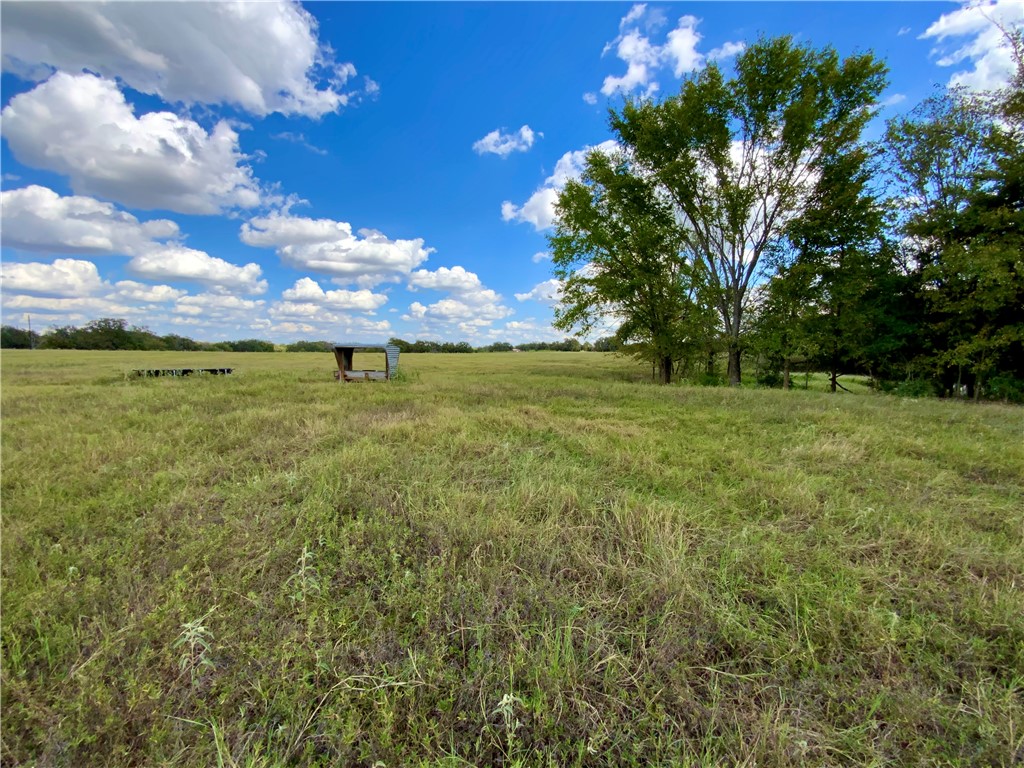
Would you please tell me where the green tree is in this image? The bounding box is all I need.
[550,149,712,383]
[162,334,202,351]
[0,325,40,349]
[884,63,1023,397]
[38,325,81,349]
[749,258,816,389]
[229,339,275,352]
[285,340,333,352]
[785,147,892,392]
[613,37,888,384]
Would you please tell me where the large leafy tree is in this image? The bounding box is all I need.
[612,37,888,384]
[550,149,712,384]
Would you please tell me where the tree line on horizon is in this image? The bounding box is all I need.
[0,318,610,355]
[550,32,1023,401]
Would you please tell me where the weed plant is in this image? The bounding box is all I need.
[2,350,1022,765]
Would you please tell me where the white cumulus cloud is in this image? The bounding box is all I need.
[175,293,266,316]
[403,266,512,333]
[0,0,373,117]
[408,265,484,293]
[281,277,388,311]
[1,73,262,214]
[473,125,539,157]
[599,5,743,98]
[403,298,512,323]
[665,16,704,77]
[240,212,433,288]
[266,299,393,339]
[1,185,179,254]
[130,247,267,295]
[113,280,186,303]
[921,0,1024,91]
[0,257,191,328]
[1,258,106,297]
[880,93,908,107]
[514,279,563,305]
[502,140,619,231]
[1,185,266,294]
[708,41,746,61]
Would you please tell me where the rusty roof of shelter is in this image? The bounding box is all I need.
[331,343,399,350]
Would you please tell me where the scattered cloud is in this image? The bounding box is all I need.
[473,125,539,157]
[403,265,512,334]
[0,0,374,117]
[1,258,106,297]
[408,265,484,293]
[921,0,1024,91]
[532,252,551,263]
[281,276,388,311]
[240,212,433,287]
[403,298,511,323]
[1,185,267,294]
[2,292,144,318]
[599,5,743,98]
[514,278,563,305]
[880,92,908,107]
[174,293,266,318]
[664,15,704,78]
[898,26,913,36]
[2,185,179,255]
[582,92,598,105]
[113,281,187,304]
[271,132,328,156]
[129,246,267,294]
[502,140,618,231]
[708,41,746,61]
[266,299,393,340]
[484,319,563,344]
[1,73,261,214]
[0,257,191,325]
[602,21,666,97]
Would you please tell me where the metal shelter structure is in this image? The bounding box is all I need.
[332,343,400,382]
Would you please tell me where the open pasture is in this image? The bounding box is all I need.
[2,350,1022,766]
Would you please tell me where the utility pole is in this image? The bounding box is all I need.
[26,314,34,349]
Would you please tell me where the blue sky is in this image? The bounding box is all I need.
[1,1,1020,344]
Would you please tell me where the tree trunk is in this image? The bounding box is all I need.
[659,356,673,385]
[727,347,741,386]
[706,350,716,376]
[783,357,791,390]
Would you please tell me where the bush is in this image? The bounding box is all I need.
[986,375,1024,403]
[756,370,784,388]
[891,379,936,398]
[695,372,725,387]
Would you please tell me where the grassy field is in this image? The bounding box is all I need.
[2,350,1022,766]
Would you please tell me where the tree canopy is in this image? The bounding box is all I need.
[550,148,712,383]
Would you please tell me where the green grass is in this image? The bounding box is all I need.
[2,350,1023,766]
